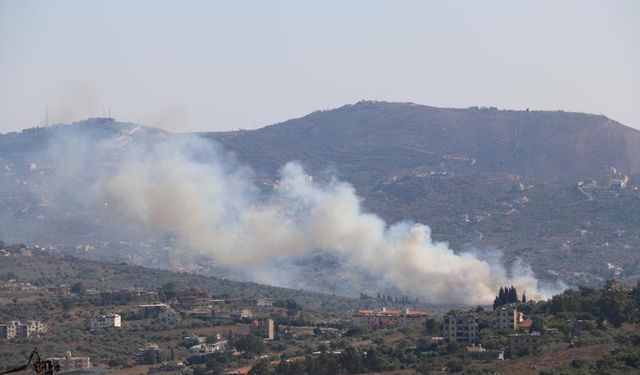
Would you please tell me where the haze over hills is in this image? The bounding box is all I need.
[1,101,639,299]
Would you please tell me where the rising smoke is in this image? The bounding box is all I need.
[94,133,563,305]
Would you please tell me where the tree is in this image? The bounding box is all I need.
[522,291,527,303]
[249,360,271,375]
[425,318,441,335]
[71,282,85,295]
[235,334,265,355]
[159,282,177,301]
[340,346,364,373]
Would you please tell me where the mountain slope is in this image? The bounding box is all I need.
[1,103,639,292]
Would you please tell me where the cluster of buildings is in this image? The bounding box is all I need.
[440,304,543,359]
[0,320,47,339]
[352,307,428,329]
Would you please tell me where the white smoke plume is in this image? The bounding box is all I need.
[100,135,563,305]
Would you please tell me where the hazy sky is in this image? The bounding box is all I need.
[1,0,638,133]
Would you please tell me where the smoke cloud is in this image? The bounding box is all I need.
[96,134,563,305]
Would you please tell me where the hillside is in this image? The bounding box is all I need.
[1,103,640,293]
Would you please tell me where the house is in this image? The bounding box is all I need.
[137,343,169,364]
[140,303,179,323]
[495,305,518,331]
[159,308,179,323]
[176,289,210,310]
[48,351,91,371]
[188,340,227,356]
[140,303,170,319]
[443,312,478,343]
[352,307,428,329]
[90,314,121,331]
[508,332,542,357]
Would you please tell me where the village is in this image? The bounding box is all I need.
[2,246,640,374]
[0,274,613,374]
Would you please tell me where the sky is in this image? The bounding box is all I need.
[0,0,638,133]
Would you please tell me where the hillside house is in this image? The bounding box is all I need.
[443,312,479,343]
[352,307,428,329]
[90,314,121,331]
[176,289,210,310]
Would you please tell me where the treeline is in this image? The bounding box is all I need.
[493,286,526,309]
[544,279,640,327]
[250,346,401,375]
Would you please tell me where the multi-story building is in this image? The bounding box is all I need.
[0,321,19,339]
[176,290,210,311]
[508,332,542,357]
[495,305,518,331]
[48,352,91,371]
[90,314,122,331]
[352,308,429,329]
[0,320,47,339]
[443,313,479,343]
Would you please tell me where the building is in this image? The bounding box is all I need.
[91,314,121,331]
[0,321,19,339]
[48,351,91,371]
[508,332,542,357]
[466,344,504,362]
[140,303,179,323]
[251,319,275,340]
[495,305,518,331]
[256,298,273,308]
[176,289,210,311]
[137,343,169,364]
[189,340,227,356]
[0,320,47,339]
[352,308,429,329]
[443,313,478,343]
[159,308,179,323]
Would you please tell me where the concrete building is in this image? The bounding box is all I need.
[140,303,179,323]
[176,289,210,310]
[508,332,542,357]
[443,313,479,343]
[495,305,518,331]
[352,308,429,329]
[48,351,91,371]
[189,340,227,356]
[91,314,121,331]
[159,308,179,323]
[0,320,47,339]
[137,343,168,364]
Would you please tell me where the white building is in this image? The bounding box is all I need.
[91,314,121,331]
[189,340,227,356]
